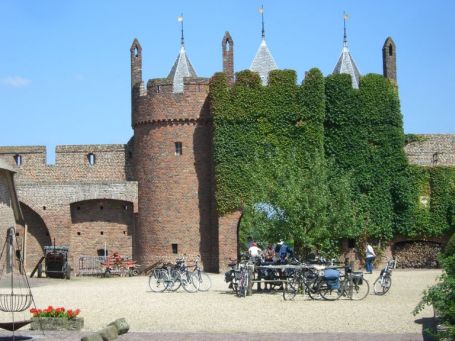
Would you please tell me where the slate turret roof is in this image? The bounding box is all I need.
[250,38,277,86]
[167,46,197,93]
[333,44,361,89]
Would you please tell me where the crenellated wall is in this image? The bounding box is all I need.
[0,144,138,272]
[0,144,134,184]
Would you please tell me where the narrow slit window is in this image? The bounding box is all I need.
[172,244,178,254]
[226,41,230,51]
[388,44,393,56]
[134,47,139,58]
[13,154,22,166]
[175,142,182,156]
[87,153,96,166]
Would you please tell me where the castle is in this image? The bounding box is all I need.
[1,21,454,272]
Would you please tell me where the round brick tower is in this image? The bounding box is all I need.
[130,38,218,271]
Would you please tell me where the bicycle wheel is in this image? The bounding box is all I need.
[182,271,200,293]
[283,280,297,301]
[319,280,342,301]
[306,278,322,300]
[374,275,391,295]
[350,278,370,300]
[167,269,181,291]
[149,269,169,292]
[195,271,212,291]
[237,270,247,298]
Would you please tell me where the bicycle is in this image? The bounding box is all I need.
[337,265,370,300]
[169,256,200,293]
[237,265,251,298]
[191,256,211,291]
[373,258,396,295]
[283,265,323,301]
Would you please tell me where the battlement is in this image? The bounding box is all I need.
[0,143,134,184]
[132,77,210,127]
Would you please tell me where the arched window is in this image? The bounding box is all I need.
[389,44,393,56]
[87,153,96,166]
[225,41,231,52]
[134,47,139,58]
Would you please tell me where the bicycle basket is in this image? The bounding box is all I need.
[352,272,363,285]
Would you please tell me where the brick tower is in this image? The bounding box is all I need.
[383,37,397,84]
[222,31,234,85]
[130,33,218,271]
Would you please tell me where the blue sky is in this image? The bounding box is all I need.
[1,1,454,163]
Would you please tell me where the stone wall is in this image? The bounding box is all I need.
[405,134,455,166]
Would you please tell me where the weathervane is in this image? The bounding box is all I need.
[259,5,265,39]
[343,11,349,45]
[178,14,184,47]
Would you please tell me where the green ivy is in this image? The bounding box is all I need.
[210,69,455,248]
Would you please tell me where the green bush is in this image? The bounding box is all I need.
[414,252,455,339]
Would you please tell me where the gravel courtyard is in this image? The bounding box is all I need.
[0,269,441,338]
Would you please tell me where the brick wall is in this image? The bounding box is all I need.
[70,199,134,260]
[405,134,455,166]
[0,144,134,184]
[132,77,219,271]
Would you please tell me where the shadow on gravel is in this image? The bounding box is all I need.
[0,337,33,340]
[415,317,436,341]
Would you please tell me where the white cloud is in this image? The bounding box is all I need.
[1,76,32,88]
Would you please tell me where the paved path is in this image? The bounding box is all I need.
[0,331,429,341]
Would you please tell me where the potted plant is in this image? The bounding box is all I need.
[30,306,84,331]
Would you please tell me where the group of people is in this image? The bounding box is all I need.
[247,238,294,263]
[247,237,378,273]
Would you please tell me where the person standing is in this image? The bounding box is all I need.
[365,243,376,274]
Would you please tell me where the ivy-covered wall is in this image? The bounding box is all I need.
[209,68,325,216]
[210,69,455,248]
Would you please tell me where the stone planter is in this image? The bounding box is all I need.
[30,317,84,331]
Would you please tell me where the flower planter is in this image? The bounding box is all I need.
[30,317,84,331]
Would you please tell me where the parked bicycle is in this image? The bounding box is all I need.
[148,256,200,293]
[283,265,323,301]
[373,258,396,295]
[337,265,370,300]
[192,255,211,291]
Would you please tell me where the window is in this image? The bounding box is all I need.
[13,154,22,166]
[172,244,178,254]
[388,44,393,56]
[134,47,139,58]
[432,152,439,165]
[87,153,96,166]
[175,142,182,156]
[156,85,161,93]
[226,41,230,51]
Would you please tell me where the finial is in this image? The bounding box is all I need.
[343,11,349,46]
[178,14,184,47]
[259,5,265,39]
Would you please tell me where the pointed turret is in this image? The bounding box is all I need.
[222,32,234,85]
[383,37,397,84]
[332,13,361,89]
[167,15,197,93]
[249,6,277,85]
